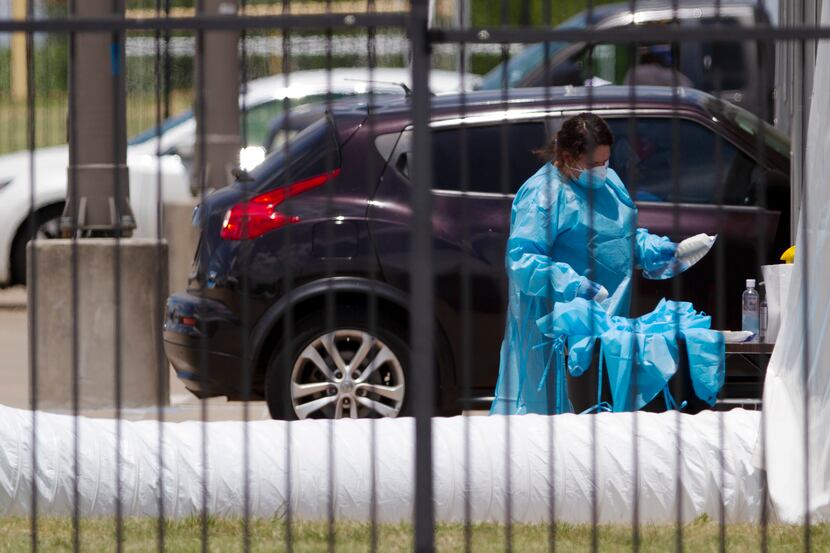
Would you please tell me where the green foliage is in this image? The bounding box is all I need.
[0,49,9,96]
[470,0,620,27]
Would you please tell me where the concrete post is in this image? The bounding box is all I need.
[164,198,200,294]
[28,240,169,410]
[62,0,136,236]
[192,0,241,195]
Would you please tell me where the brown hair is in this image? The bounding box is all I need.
[536,112,614,166]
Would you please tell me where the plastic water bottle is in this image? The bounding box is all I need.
[742,279,760,341]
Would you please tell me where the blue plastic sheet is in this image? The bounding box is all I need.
[537,298,725,412]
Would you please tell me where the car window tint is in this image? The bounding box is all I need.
[580,40,695,89]
[606,117,759,206]
[245,94,348,147]
[430,123,547,194]
[575,43,632,86]
[250,115,341,192]
[478,11,589,89]
[244,100,285,147]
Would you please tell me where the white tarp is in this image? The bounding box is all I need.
[0,404,762,523]
[761,0,830,523]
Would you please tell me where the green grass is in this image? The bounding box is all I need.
[0,91,193,156]
[0,517,827,553]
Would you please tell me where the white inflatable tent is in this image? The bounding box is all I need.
[759,0,830,523]
[0,405,763,523]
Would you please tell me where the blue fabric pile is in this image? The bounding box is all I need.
[535,298,725,413]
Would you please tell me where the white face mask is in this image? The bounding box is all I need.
[571,161,609,189]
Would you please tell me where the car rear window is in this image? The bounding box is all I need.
[249,114,341,193]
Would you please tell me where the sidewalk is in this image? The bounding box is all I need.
[0,286,26,310]
[0,286,272,422]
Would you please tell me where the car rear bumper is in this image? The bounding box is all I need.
[164,340,244,398]
[163,292,263,400]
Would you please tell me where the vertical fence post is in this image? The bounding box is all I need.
[410,0,434,551]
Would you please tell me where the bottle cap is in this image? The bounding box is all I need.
[746,279,756,288]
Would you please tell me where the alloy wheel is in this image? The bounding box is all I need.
[290,329,405,419]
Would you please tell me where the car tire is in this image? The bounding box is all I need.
[265,305,412,420]
[11,204,64,285]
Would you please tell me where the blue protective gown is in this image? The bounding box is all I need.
[535,298,725,412]
[490,163,676,415]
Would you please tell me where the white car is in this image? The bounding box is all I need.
[0,67,478,284]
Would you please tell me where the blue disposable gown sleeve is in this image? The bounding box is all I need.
[634,228,677,275]
[506,187,592,302]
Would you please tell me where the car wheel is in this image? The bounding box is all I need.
[265,306,410,420]
[11,204,64,285]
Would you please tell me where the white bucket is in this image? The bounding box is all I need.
[761,263,793,343]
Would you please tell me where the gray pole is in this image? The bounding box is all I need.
[192,0,241,195]
[63,0,135,237]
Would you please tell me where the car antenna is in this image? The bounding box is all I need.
[343,78,413,97]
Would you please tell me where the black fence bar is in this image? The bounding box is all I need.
[24,0,39,550]
[410,0,435,551]
[431,24,830,43]
[0,13,407,32]
[2,16,828,41]
[152,3,170,551]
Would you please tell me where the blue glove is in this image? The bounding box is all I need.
[576,278,609,302]
[644,234,716,280]
[655,241,678,265]
[642,240,679,280]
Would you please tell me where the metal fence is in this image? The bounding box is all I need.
[0,0,828,551]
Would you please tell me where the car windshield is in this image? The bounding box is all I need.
[128,110,193,146]
[477,12,588,90]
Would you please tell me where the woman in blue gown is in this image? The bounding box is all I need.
[491,113,679,415]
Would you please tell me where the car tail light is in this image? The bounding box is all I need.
[220,169,340,240]
[180,316,198,327]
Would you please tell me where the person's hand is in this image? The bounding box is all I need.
[576,279,609,302]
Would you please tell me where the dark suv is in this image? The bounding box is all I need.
[164,86,790,419]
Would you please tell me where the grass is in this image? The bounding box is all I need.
[0,91,193,156]
[0,517,827,553]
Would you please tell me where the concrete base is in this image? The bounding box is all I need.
[28,239,169,410]
[163,198,200,295]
